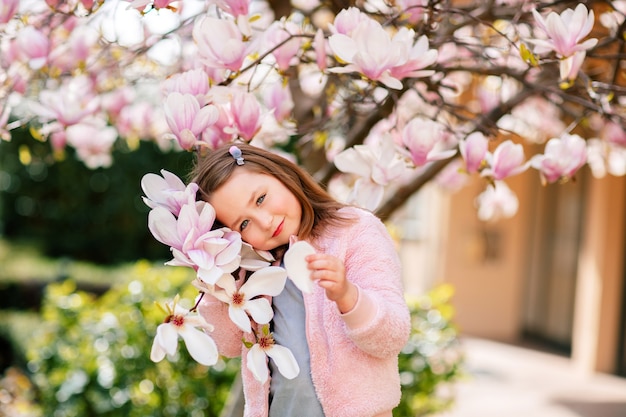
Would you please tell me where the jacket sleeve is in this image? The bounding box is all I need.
[338,209,411,358]
[197,293,245,358]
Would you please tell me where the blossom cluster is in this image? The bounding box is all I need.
[141,169,314,383]
[1,0,623,225]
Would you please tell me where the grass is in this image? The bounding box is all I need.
[0,239,143,285]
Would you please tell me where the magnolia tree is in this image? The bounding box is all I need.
[1,0,625,224]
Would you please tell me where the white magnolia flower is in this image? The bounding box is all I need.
[213,267,287,333]
[475,181,519,221]
[246,326,299,383]
[150,297,218,366]
[191,278,215,294]
[283,240,316,293]
[334,138,408,210]
[240,242,275,271]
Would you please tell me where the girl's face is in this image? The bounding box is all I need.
[209,169,302,251]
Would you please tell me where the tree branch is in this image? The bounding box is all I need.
[375,158,452,222]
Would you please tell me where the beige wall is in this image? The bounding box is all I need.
[434,171,535,342]
[397,168,626,374]
[572,174,626,374]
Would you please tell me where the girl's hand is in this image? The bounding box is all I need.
[306,254,357,313]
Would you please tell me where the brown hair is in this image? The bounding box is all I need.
[190,143,353,241]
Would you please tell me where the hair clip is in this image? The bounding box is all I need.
[229,145,245,165]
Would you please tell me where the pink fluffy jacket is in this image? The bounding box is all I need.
[198,206,411,417]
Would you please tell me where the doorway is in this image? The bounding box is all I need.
[522,174,587,353]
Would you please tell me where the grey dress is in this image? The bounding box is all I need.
[268,277,325,417]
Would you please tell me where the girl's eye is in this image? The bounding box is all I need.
[256,194,266,205]
[240,219,249,231]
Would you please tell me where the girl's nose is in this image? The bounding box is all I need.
[255,210,273,229]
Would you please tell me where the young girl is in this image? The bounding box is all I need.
[191,143,411,417]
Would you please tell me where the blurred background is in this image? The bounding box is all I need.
[3,121,626,417]
[0,129,464,416]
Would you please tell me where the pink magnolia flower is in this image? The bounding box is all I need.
[228,91,262,141]
[459,131,489,174]
[48,25,98,74]
[396,0,427,25]
[262,82,293,123]
[150,297,218,367]
[212,266,287,333]
[16,26,50,69]
[475,181,519,221]
[313,29,327,71]
[214,0,249,16]
[80,0,96,10]
[4,63,27,94]
[401,118,456,167]
[247,325,299,383]
[161,68,212,106]
[116,101,164,142]
[33,76,100,126]
[164,92,219,150]
[200,105,233,149]
[141,170,198,217]
[101,87,134,121]
[531,4,598,58]
[477,77,501,113]
[602,120,626,147]
[530,133,587,184]
[45,0,97,11]
[46,126,66,151]
[481,140,529,180]
[193,16,248,72]
[148,202,242,284]
[328,18,407,89]
[65,119,117,169]
[388,32,438,80]
[559,51,587,81]
[327,7,370,35]
[498,96,565,143]
[188,226,242,285]
[265,21,303,72]
[203,65,229,85]
[0,0,19,24]
[435,159,468,192]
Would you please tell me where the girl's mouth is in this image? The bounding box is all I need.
[272,219,284,238]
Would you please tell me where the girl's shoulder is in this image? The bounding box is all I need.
[314,206,391,251]
[337,205,381,224]
[330,206,385,235]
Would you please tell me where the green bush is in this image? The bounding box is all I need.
[396,284,464,416]
[25,262,238,417]
[0,128,194,264]
[17,259,462,417]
